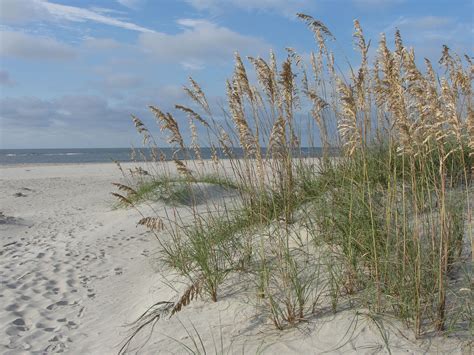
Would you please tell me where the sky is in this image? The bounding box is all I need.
[0,0,472,149]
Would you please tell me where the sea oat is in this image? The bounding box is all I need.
[149,106,185,152]
[184,77,211,115]
[170,279,202,315]
[175,104,209,127]
[174,159,194,180]
[111,192,134,206]
[337,79,361,156]
[233,53,253,100]
[131,115,151,145]
[138,217,164,231]
[297,13,335,40]
[226,80,256,154]
[112,183,137,196]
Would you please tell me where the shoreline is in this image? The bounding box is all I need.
[0,161,146,169]
[0,161,122,168]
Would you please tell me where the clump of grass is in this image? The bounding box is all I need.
[302,145,469,332]
[115,173,238,206]
[255,228,325,329]
[114,13,473,351]
[162,212,247,301]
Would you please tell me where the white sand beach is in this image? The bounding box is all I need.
[0,163,471,354]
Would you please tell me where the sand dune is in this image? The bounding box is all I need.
[0,163,470,354]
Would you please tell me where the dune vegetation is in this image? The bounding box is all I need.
[113,14,473,353]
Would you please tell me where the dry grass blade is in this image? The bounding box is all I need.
[171,279,202,315]
[218,129,234,159]
[129,167,150,176]
[174,159,194,180]
[271,116,286,139]
[269,115,287,155]
[149,106,185,151]
[394,29,404,58]
[307,89,329,148]
[175,104,209,127]
[353,20,369,60]
[118,280,202,354]
[138,217,164,231]
[188,118,203,162]
[131,114,151,145]
[226,80,256,154]
[118,301,174,355]
[211,145,219,165]
[279,58,295,119]
[248,56,277,104]
[111,192,134,206]
[234,52,253,100]
[337,79,361,156]
[114,160,126,177]
[353,20,370,91]
[297,13,335,40]
[112,183,137,196]
[184,77,211,115]
[468,108,474,158]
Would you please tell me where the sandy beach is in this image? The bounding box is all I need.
[1,163,162,353]
[0,162,470,354]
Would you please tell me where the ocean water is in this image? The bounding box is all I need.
[0,148,140,165]
[0,147,329,165]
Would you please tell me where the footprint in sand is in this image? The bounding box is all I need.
[5,303,19,311]
[46,300,69,311]
[7,317,29,335]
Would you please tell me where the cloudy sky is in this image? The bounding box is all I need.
[0,0,472,148]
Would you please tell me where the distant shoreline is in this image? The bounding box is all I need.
[0,147,332,166]
[0,161,122,168]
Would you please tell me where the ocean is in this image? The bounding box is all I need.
[0,148,140,165]
[0,147,330,165]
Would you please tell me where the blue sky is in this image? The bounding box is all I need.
[0,0,472,148]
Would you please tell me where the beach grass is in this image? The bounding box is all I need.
[114,14,473,353]
[114,173,238,206]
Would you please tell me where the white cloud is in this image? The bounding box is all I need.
[117,0,144,10]
[0,30,76,60]
[0,0,154,33]
[124,85,189,112]
[139,19,270,68]
[181,61,206,71]
[0,88,190,148]
[0,85,189,130]
[0,0,50,23]
[353,0,406,8]
[383,15,462,42]
[0,95,131,129]
[41,1,155,33]
[184,0,314,17]
[101,73,144,89]
[378,15,471,62]
[391,16,453,30]
[88,7,127,16]
[0,70,15,86]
